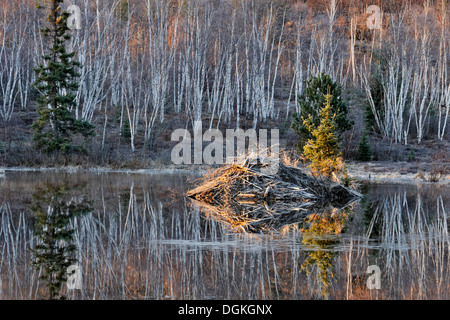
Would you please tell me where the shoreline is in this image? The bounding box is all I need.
[1,161,449,185]
[0,165,201,176]
[346,161,450,185]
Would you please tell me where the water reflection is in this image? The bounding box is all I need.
[299,206,352,299]
[0,172,448,300]
[357,190,450,299]
[30,183,92,299]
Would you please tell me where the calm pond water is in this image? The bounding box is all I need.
[0,170,449,300]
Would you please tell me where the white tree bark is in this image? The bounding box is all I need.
[0,8,25,122]
[437,0,449,141]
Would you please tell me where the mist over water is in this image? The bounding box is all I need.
[0,171,448,300]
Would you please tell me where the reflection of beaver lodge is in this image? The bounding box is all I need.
[186,162,361,233]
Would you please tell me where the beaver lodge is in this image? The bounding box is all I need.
[186,161,361,233]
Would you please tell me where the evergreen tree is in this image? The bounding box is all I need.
[121,116,131,143]
[115,0,129,21]
[302,88,341,177]
[408,147,416,162]
[32,0,94,159]
[292,73,352,148]
[357,130,372,162]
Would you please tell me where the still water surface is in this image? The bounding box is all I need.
[0,171,449,300]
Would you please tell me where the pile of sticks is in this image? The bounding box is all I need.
[186,162,361,233]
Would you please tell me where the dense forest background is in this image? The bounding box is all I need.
[0,0,449,167]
